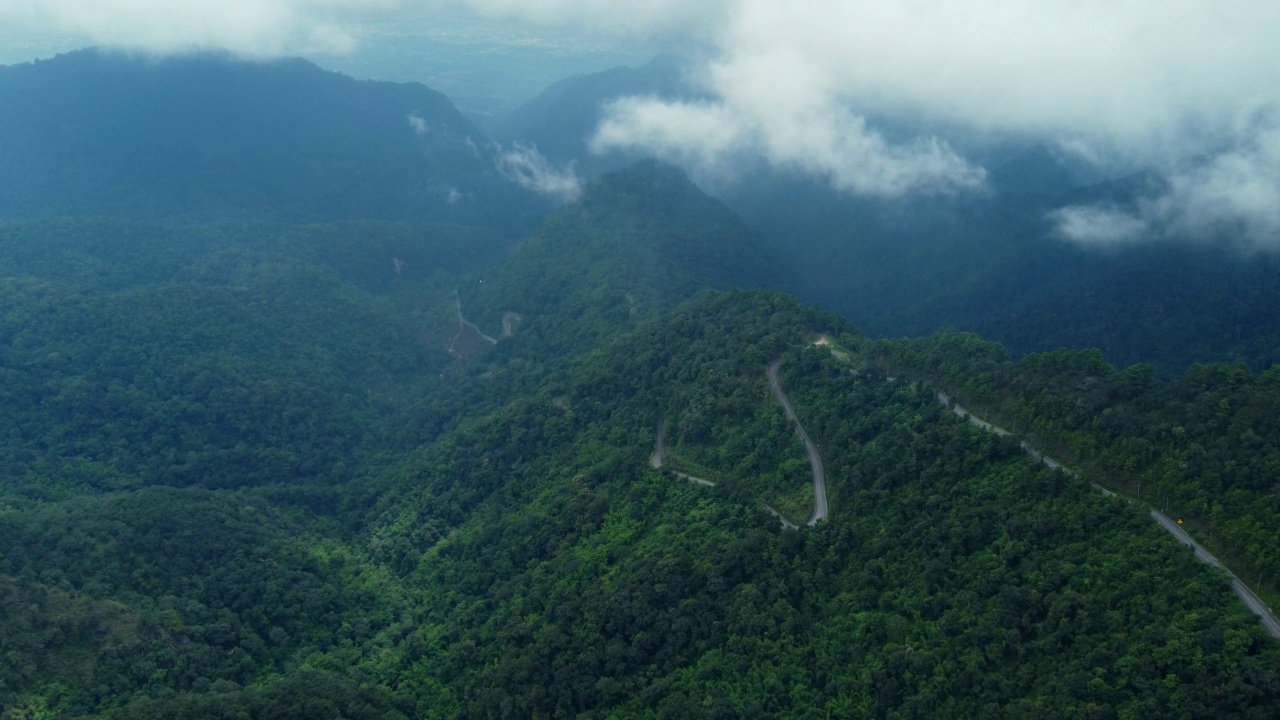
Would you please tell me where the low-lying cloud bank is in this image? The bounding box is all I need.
[1053,123,1280,250]
[496,144,582,202]
[0,0,718,58]
[590,97,986,197]
[586,1,1280,246]
[7,1,1280,246]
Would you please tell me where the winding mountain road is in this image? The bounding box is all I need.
[937,391,1280,639]
[651,424,794,529]
[649,358,828,529]
[1150,512,1280,638]
[454,292,497,345]
[500,312,522,338]
[938,393,1064,471]
[766,505,800,530]
[652,422,805,529]
[769,360,828,526]
[650,425,714,486]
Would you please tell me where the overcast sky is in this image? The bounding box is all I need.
[3,0,1278,246]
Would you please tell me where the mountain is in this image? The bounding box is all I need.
[720,168,1280,374]
[0,49,547,231]
[376,294,1280,717]
[490,54,689,175]
[3,140,1280,717]
[462,160,785,359]
[496,59,1280,375]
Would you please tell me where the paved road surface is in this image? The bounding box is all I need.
[454,292,497,344]
[769,361,828,525]
[938,391,1280,639]
[500,312,521,338]
[650,425,664,469]
[766,505,800,530]
[938,392,1063,471]
[1150,511,1280,638]
[650,424,714,486]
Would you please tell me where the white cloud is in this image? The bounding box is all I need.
[0,0,712,58]
[430,0,729,37]
[1050,205,1149,247]
[592,96,984,197]
[9,2,1280,138]
[587,0,1280,224]
[407,113,429,135]
[724,1,1275,151]
[591,99,747,176]
[1056,123,1280,249]
[0,0,398,57]
[1166,124,1280,246]
[496,144,581,202]
[5,1,1280,238]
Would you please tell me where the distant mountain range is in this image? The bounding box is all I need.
[4,50,1278,374]
[493,58,1280,375]
[0,49,548,232]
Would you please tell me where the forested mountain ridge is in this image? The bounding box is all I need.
[0,159,774,508]
[0,222,450,501]
[463,160,785,360]
[864,330,1280,611]
[0,49,547,231]
[3,168,1280,716]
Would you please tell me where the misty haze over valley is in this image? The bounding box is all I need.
[2,2,1280,718]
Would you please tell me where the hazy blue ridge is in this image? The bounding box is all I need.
[491,54,690,175]
[0,48,549,232]
[494,58,1280,375]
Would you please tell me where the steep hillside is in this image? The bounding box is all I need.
[462,160,786,359]
[867,330,1280,608]
[366,292,1280,717]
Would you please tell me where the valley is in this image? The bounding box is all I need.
[0,48,1278,719]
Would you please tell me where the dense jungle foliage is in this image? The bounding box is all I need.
[464,160,783,360]
[866,331,1280,608]
[4,162,1280,717]
[2,50,1279,717]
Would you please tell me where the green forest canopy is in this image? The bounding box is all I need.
[2,175,1279,716]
